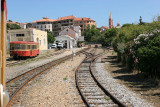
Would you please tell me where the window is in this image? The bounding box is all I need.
[10,44,14,50]
[20,44,26,49]
[16,34,25,37]
[27,45,31,49]
[36,38,39,43]
[15,44,20,49]
[44,39,46,46]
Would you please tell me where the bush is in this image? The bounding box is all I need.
[135,33,160,77]
[112,21,160,78]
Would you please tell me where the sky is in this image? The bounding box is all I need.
[7,0,160,27]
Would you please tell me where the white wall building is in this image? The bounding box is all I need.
[55,35,76,49]
[55,25,84,49]
[19,23,27,29]
[32,17,55,32]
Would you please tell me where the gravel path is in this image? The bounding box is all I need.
[10,52,86,107]
[6,48,84,81]
[94,49,154,107]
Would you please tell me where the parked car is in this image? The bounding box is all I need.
[51,44,57,48]
[57,43,64,49]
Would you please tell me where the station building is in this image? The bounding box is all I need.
[8,28,48,50]
[55,26,84,49]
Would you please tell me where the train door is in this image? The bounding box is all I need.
[30,45,32,57]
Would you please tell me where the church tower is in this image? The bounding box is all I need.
[109,12,113,28]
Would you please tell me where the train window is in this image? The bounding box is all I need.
[15,44,20,49]
[10,44,14,50]
[35,45,37,49]
[32,45,35,49]
[27,45,31,49]
[20,44,26,49]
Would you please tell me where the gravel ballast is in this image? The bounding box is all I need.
[6,48,84,81]
[10,53,86,107]
[94,51,154,107]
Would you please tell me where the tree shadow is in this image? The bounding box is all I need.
[107,54,160,98]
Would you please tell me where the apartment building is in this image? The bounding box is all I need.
[74,17,96,31]
[32,16,96,36]
[52,16,75,36]
[32,17,55,32]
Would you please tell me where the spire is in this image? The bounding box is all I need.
[109,12,112,19]
[109,12,113,29]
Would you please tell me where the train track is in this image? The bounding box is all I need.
[6,49,65,66]
[75,48,126,107]
[6,48,88,107]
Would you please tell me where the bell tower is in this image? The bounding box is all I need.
[109,12,113,28]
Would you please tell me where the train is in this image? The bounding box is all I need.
[10,41,39,59]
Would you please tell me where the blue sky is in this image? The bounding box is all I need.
[7,0,160,27]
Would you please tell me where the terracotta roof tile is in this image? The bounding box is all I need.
[7,21,19,24]
[74,17,95,22]
[57,15,76,21]
[28,27,38,30]
[33,19,56,23]
[101,26,109,29]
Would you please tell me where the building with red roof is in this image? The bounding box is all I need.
[31,15,96,36]
[55,25,84,49]
[32,17,55,32]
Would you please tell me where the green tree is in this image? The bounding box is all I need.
[104,28,118,46]
[8,20,12,22]
[47,31,55,43]
[7,23,21,30]
[83,25,101,42]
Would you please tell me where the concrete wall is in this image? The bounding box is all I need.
[33,29,48,50]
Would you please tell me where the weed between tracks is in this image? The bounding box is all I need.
[63,77,67,81]
[105,98,111,101]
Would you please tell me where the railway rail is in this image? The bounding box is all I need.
[6,49,65,66]
[6,48,87,107]
[75,48,126,107]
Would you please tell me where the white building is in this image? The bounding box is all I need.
[32,17,55,32]
[8,28,48,50]
[19,23,27,29]
[55,26,83,49]
[55,35,76,49]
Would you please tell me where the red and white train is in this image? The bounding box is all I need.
[10,41,39,59]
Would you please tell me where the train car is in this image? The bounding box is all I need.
[10,41,39,59]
